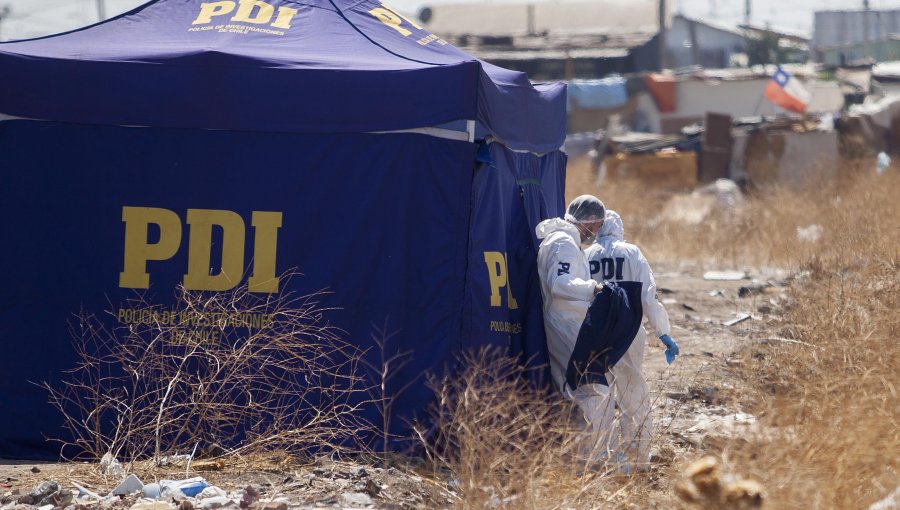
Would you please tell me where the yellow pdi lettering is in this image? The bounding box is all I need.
[483,251,519,309]
[382,3,422,30]
[193,1,236,24]
[271,6,299,29]
[120,207,182,289]
[247,211,282,293]
[193,0,297,29]
[369,4,424,37]
[183,209,246,292]
[120,206,283,294]
[231,0,275,24]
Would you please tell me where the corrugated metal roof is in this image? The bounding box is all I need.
[813,10,900,49]
[675,14,745,38]
[446,30,656,59]
[817,34,900,51]
[421,0,667,36]
[471,47,630,60]
[681,63,818,81]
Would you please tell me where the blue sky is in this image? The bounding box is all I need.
[3,0,900,41]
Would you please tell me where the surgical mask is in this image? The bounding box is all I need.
[581,230,597,245]
[577,223,598,245]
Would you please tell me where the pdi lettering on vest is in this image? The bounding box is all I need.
[192,1,299,29]
[590,257,625,280]
[119,206,283,293]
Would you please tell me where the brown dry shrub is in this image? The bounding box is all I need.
[43,278,370,466]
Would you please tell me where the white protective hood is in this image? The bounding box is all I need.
[597,210,624,242]
[536,217,581,243]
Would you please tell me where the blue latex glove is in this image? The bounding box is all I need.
[659,334,680,365]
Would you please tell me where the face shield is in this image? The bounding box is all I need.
[565,195,606,244]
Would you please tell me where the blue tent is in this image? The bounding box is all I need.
[0,0,567,458]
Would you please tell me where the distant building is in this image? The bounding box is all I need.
[819,37,900,67]
[740,24,810,65]
[417,0,666,80]
[665,16,809,70]
[666,14,747,69]
[813,10,900,63]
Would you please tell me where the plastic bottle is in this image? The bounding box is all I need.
[158,477,209,498]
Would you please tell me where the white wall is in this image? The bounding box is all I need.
[634,78,844,134]
[672,78,775,117]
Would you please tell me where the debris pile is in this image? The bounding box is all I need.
[0,454,455,510]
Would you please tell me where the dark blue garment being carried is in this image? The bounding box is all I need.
[565,281,643,390]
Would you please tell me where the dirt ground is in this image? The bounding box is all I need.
[642,263,790,483]
[0,263,791,509]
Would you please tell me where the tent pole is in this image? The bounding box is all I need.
[466,120,475,143]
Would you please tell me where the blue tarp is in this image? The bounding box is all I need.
[567,76,628,111]
[0,0,567,458]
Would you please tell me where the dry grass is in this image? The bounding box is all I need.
[416,348,660,509]
[566,156,896,267]
[565,157,900,508]
[727,171,900,508]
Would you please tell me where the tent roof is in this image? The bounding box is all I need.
[0,0,565,152]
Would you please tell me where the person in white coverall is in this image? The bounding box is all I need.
[535,195,614,465]
[584,210,680,467]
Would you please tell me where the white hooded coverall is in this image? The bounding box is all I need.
[584,211,671,461]
[535,218,614,461]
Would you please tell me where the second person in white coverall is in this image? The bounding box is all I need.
[584,210,680,466]
[535,195,614,465]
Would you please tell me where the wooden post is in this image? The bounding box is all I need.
[658,0,667,70]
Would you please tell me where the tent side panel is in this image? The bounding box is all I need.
[462,143,566,385]
[0,121,474,458]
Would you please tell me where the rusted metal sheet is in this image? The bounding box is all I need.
[701,112,733,183]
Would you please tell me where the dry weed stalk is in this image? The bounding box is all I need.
[43,276,370,465]
[416,347,648,509]
[357,322,419,457]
